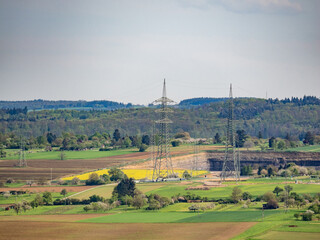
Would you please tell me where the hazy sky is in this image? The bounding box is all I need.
[0,0,319,104]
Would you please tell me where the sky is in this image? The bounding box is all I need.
[0,0,319,105]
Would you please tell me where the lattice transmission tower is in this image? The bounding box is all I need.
[221,84,240,182]
[18,137,27,167]
[152,79,175,180]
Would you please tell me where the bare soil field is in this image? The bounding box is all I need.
[0,145,223,182]
[0,214,108,222]
[0,185,95,193]
[0,152,150,181]
[0,221,255,240]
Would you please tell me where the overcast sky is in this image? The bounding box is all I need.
[0,0,319,104]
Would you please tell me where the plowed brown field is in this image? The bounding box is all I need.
[0,145,223,182]
[0,219,255,240]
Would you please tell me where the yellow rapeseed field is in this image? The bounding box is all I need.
[63,169,208,181]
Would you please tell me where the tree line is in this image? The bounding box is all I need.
[0,96,319,141]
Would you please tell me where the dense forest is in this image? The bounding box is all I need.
[0,96,319,140]
[0,99,134,110]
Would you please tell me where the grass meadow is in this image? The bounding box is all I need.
[3,148,139,160]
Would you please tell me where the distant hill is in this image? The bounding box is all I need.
[0,96,319,139]
[0,99,135,111]
[178,97,228,108]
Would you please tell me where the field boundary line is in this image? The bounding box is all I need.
[67,183,117,199]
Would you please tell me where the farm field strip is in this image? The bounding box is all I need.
[72,182,168,199]
[79,208,280,224]
[3,149,140,160]
[0,221,255,240]
[63,169,208,181]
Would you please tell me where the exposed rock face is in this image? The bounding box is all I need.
[207,151,320,171]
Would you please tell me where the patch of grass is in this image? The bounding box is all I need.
[0,192,74,205]
[4,148,139,160]
[78,212,197,223]
[257,231,320,240]
[0,206,62,216]
[176,210,279,223]
[147,182,320,200]
[275,222,320,233]
[72,182,167,200]
[3,182,26,188]
[285,145,320,152]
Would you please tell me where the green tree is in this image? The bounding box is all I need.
[0,149,6,158]
[273,186,283,197]
[42,191,53,205]
[113,129,121,142]
[109,168,127,181]
[242,192,252,200]
[214,133,221,143]
[85,173,104,185]
[139,144,148,152]
[113,178,136,199]
[277,140,285,150]
[60,151,66,160]
[132,194,146,209]
[71,177,80,185]
[269,137,276,148]
[284,185,293,195]
[236,130,247,148]
[123,136,132,148]
[60,189,67,198]
[171,140,181,147]
[148,198,161,210]
[189,204,200,212]
[304,132,315,145]
[182,170,192,179]
[231,186,243,203]
[262,192,276,202]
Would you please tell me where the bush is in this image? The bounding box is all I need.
[139,144,148,152]
[302,210,314,221]
[262,192,276,202]
[113,178,136,198]
[171,140,181,147]
[89,194,104,202]
[109,168,127,181]
[85,173,105,185]
[294,213,300,219]
[242,192,252,200]
[71,177,80,185]
[182,170,191,180]
[309,202,320,214]
[189,204,200,212]
[264,199,279,209]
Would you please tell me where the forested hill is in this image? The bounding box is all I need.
[178,97,228,108]
[0,97,319,139]
[0,99,134,110]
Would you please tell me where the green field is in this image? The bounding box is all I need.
[1,176,319,239]
[3,148,139,160]
[285,145,320,152]
[0,192,74,205]
[72,182,167,200]
[147,182,320,200]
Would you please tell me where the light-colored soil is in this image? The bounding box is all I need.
[0,221,256,240]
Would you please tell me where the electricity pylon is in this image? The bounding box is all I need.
[19,137,27,167]
[221,84,240,182]
[152,79,175,180]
